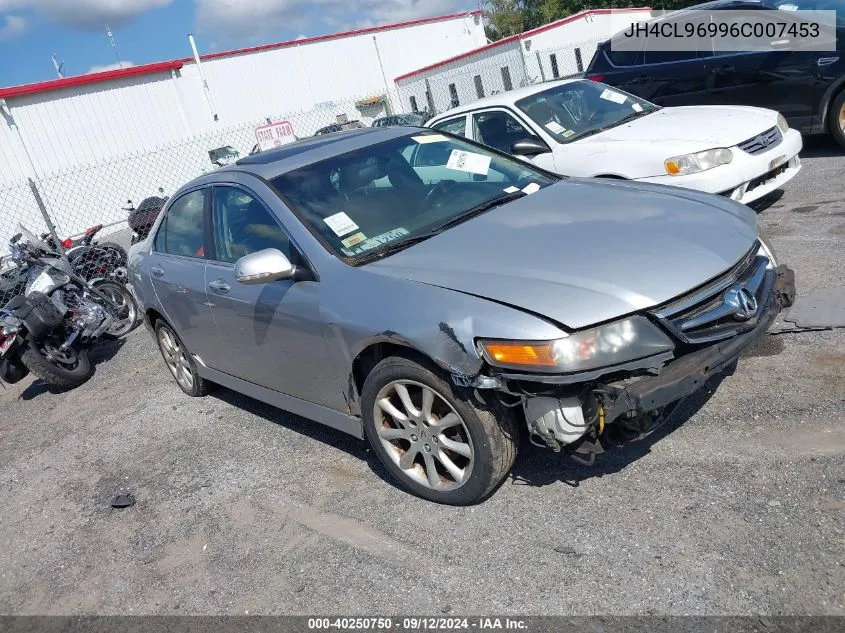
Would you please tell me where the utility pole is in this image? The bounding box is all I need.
[51,54,64,78]
[105,24,123,69]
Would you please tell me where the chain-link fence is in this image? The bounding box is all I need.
[0,40,606,306]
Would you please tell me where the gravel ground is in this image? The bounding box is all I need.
[0,137,843,616]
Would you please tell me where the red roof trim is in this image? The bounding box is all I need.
[395,7,652,82]
[0,60,184,99]
[184,10,482,63]
[0,10,481,99]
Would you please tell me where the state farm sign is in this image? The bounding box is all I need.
[254,120,296,151]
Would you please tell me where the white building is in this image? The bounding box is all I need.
[0,11,486,245]
[395,8,652,115]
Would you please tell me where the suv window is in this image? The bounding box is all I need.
[643,17,714,63]
[153,189,205,258]
[472,110,540,154]
[211,186,290,264]
[432,117,467,137]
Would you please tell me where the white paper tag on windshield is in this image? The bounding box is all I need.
[545,121,566,134]
[600,89,627,104]
[562,129,575,138]
[324,211,359,236]
[503,186,520,193]
[522,183,541,195]
[632,103,643,113]
[412,134,448,144]
[446,149,491,175]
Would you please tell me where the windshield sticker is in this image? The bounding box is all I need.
[352,227,410,253]
[599,88,627,105]
[522,183,541,195]
[446,149,491,176]
[545,120,567,134]
[341,232,367,248]
[561,129,575,138]
[412,134,449,144]
[503,185,520,193]
[324,211,359,236]
[632,103,643,113]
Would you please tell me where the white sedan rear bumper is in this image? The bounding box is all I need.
[637,128,802,205]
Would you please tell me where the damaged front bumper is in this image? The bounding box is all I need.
[602,265,795,423]
[467,264,796,453]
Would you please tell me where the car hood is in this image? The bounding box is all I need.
[366,178,759,330]
[585,105,778,150]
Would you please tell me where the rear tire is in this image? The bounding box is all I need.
[361,354,518,505]
[20,341,92,391]
[154,321,209,397]
[829,89,845,149]
[93,280,139,339]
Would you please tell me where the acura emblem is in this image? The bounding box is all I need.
[724,285,758,320]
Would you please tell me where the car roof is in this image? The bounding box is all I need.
[177,126,423,192]
[428,79,583,122]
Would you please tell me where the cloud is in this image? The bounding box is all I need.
[0,0,172,30]
[88,60,134,74]
[0,13,26,39]
[195,0,473,40]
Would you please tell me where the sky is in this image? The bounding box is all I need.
[0,0,479,88]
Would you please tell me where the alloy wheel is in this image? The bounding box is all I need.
[158,327,194,391]
[373,379,474,491]
[840,102,845,135]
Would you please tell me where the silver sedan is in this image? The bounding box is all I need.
[129,127,795,504]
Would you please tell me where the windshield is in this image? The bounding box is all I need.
[515,80,659,144]
[771,0,845,23]
[272,132,556,262]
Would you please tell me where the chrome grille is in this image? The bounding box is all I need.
[651,243,774,344]
[737,126,782,155]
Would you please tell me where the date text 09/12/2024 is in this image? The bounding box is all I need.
[307,618,528,630]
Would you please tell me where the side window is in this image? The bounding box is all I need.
[417,117,467,167]
[153,189,205,258]
[211,186,291,264]
[472,110,539,154]
[432,116,467,138]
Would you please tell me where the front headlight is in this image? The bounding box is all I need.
[776,113,788,133]
[477,316,674,374]
[756,230,778,269]
[665,148,732,176]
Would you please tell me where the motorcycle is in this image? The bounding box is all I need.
[40,225,128,282]
[126,189,168,245]
[0,225,138,391]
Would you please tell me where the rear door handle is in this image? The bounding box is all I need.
[208,279,231,294]
[151,265,164,278]
[713,65,735,73]
[628,75,649,84]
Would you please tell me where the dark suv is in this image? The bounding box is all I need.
[586,0,845,147]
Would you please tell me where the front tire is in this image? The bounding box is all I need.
[361,355,518,505]
[20,340,92,391]
[154,321,208,397]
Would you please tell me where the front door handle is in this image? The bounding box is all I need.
[151,265,164,278]
[713,65,735,73]
[208,279,231,294]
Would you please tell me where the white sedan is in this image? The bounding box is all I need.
[426,79,802,205]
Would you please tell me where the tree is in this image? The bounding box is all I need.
[483,0,525,40]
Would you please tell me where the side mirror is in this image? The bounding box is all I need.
[234,248,295,285]
[510,138,551,157]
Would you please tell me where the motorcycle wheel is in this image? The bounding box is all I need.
[20,338,92,391]
[93,280,139,339]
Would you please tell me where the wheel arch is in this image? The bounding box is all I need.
[819,75,845,131]
[351,341,444,402]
